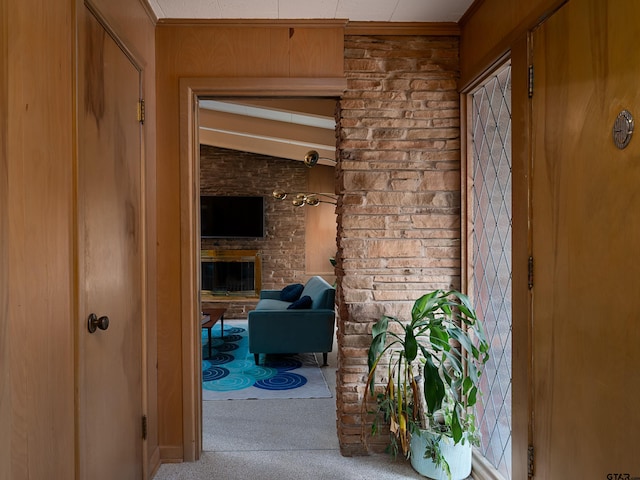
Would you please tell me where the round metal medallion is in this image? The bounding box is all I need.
[613,109,634,149]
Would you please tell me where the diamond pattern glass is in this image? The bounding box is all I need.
[470,63,512,479]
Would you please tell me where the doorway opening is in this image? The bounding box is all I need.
[197,96,339,453]
[178,78,346,460]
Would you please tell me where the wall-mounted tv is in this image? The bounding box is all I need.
[200,195,265,238]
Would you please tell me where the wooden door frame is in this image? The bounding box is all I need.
[178,77,347,461]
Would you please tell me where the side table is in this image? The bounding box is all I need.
[201,308,227,359]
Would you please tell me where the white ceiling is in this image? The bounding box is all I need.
[147,0,474,23]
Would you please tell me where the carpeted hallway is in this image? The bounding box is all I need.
[153,326,423,479]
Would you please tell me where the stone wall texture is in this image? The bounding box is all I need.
[336,35,461,455]
[200,145,309,318]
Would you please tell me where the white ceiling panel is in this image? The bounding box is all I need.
[149,0,473,22]
[278,0,340,19]
[390,0,473,22]
[150,0,221,19]
[218,0,279,19]
[334,0,399,22]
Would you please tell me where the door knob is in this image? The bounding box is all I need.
[87,313,110,333]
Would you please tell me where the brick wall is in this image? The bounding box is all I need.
[336,35,461,455]
[200,145,309,318]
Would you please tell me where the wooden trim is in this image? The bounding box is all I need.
[138,0,158,24]
[181,77,347,97]
[159,445,184,462]
[179,77,345,462]
[510,34,531,480]
[148,16,458,36]
[460,90,472,296]
[459,51,511,94]
[155,17,458,36]
[459,0,485,27]
[84,0,144,72]
[147,446,161,479]
[157,18,348,28]
[471,448,508,480]
[345,21,459,36]
[0,0,8,473]
[179,81,201,462]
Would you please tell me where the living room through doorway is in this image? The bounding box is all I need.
[197,96,340,454]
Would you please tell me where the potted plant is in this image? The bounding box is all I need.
[363,290,489,480]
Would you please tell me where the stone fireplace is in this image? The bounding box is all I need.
[200,250,261,298]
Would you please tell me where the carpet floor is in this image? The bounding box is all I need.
[202,320,332,401]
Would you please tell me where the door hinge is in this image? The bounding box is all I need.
[528,65,534,98]
[142,415,147,440]
[528,445,535,477]
[137,99,145,124]
[528,256,534,289]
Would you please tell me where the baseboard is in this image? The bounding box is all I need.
[147,446,161,479]
[159,445,184,463]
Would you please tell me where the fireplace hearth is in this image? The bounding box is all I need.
[201,250,261,297]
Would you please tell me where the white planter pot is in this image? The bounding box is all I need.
[410,430,472,480]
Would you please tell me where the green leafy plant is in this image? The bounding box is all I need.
[362,290,490,477]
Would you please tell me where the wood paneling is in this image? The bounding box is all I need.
[0,0,9,477]
[4,1,75,478]
[531,1,640,476]
[155,23,345,460]
[290,27,344,76]
[459,0,565,88]
[509,36,531,480]
[2,0,156,478]
[157,26,290,78]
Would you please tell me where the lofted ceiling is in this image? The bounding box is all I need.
[199,98,338,164]
[152,0,473,163]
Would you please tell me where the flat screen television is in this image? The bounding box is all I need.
[200,195,265,238]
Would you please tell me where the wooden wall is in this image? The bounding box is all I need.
[0,0,9,472]
[459,0,566,87]
[155,21,344,460]
[0,0,156,478]
[2,1,75,477]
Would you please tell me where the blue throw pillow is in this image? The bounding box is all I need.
[280,283,304,302]
[287,295,312,310]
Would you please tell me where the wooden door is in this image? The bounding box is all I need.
[531,0,640,477]
[77,5,144,479]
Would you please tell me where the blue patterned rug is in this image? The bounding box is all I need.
[202,320,332,400]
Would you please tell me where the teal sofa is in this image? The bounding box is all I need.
[247,276,336,366]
